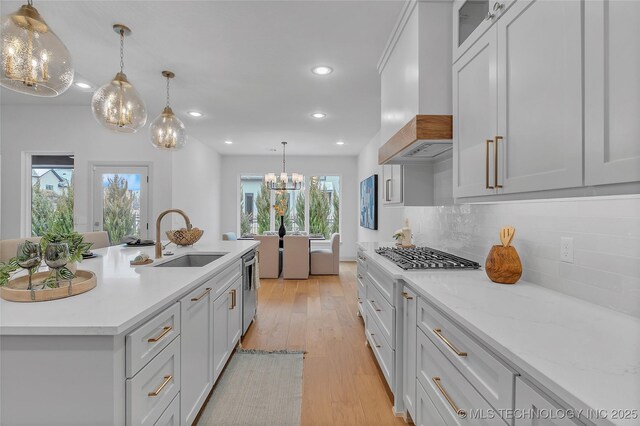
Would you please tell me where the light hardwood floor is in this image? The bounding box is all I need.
[241,262,407,426]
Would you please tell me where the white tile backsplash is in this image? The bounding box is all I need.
[404,196,640,318]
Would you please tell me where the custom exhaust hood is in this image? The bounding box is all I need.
[378,115,453,165]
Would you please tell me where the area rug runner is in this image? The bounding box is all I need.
[198,349,304,425]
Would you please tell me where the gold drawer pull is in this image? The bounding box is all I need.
[148,375,173,397]
[401,291,413,300]
[191,287,212,302]
[370,300,382,312]
[370,333,382,348]
[147,326,172,343]
[432,377,466,418]
[433,328,467,356]
[229,289,236,310]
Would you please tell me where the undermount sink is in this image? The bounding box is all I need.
[153,253,227,268]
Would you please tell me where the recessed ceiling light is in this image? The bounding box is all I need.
[311,112,326,119]
[311,66,333,76]
[336,141,345,145]
[224,140,233,145]
[187,111,203,117]
[74,82,92,89]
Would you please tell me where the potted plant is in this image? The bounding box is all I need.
[40,230,92,276]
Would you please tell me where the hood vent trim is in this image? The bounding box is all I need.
[378,115,453,165]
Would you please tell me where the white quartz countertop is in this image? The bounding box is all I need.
[0,240,258,336]
[358,242,640,426]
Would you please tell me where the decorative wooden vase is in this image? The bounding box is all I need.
[485,245,522,284]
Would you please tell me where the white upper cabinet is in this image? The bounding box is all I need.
[497,0,583,193]
[453,26,498,198]
[585,0,640,185]
[453,0,513,63]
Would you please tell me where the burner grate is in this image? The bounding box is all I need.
[375,246,480,270]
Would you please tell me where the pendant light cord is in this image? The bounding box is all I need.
[119,29,125,74]
[282,142,286,174]
[166,76,171,107]
[28,0,33,6]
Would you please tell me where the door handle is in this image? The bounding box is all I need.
[385,179,392,201]
[495,136,503,188]
[486,139,494,189]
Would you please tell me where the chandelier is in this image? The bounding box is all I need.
[0,0,74,96]
[264,142,303,191]
[149,70,186,150]
[91,24,146,133]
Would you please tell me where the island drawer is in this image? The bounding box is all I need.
[417,329,504,425]
[418,297,515,416]
[210,260,242,299]
[126,302,181,378]
[127,336,181,426]
[154,392,180,426]
[365,304,394,389]
[366,281,396,348]
[366,260,395,305]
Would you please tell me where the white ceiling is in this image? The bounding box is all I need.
[0,0,404,155]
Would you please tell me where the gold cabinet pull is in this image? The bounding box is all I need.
[233,289,236,309]
[370,333,382,348]
[191,287,212,302]
[370,300,382,312]
[148,375,172,397]
[495,136,503,188]
[229,289,236,310]
[432,377,466,418]
[486,139,495,189]
[433,328,467,356]
[147,326,172,343]
[401,291,413,300]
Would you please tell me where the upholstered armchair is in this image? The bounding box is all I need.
[0,237,42,263]
[310,233,340,275]
[282,235,310,280]
[81,231,110,249]
[255,235,280,278]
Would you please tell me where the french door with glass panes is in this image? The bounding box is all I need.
[92,165,149,245]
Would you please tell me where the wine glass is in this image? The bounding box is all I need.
[44,243,69,288]
[16,241,42,290]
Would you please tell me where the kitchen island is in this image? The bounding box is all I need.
[0,240,259,426]
[357,242,640,426]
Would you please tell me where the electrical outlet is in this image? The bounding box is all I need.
[560,237,574,263]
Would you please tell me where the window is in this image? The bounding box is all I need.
[239,174,339,238]
[31,155,74,236]
[92,165,149,245]
[308,176,340,238]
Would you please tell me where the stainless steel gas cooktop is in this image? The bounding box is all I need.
[375,246,481,270]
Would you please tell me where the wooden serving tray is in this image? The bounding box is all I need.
[1,270,97,302]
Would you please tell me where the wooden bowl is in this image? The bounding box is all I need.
[485,245,522,284]
[166,228,204,246]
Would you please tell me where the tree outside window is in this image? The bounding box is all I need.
[31,155,74,236]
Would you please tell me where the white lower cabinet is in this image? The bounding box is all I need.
[127,336,181,426]
[227,278,242,355]
[156,393,180,426]
[401,287,417,419]
[514,378,583,426]
[417,329,503,425]
[213,289,230,381]
[416,380,446,426]
[180,282,215,426]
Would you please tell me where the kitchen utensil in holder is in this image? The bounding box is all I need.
[485,226,522,284]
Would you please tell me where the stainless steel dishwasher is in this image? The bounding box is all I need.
[241,250,257,335]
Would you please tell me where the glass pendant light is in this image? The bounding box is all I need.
[0,0,73,96]
[149,70,186,150]
[91,24,146,133]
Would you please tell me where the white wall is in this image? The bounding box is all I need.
[1,105,174,239]
[171,138,221,244]
[219,155,358,260]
